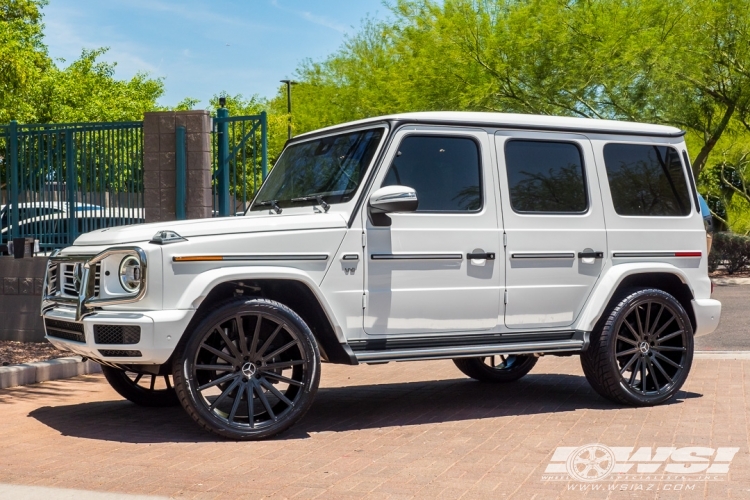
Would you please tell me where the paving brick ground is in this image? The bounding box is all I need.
[1,356,748,499]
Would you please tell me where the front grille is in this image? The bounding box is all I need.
[45,318,85,343]
[98,349,142,357]
[60,262,100,298]
[94,325,141,345]
[47,264,59,295]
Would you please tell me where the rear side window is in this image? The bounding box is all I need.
[382,135,482,212]
[504,140,588,213]
[603,144,691,216]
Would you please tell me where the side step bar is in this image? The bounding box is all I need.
[353,339,586,364]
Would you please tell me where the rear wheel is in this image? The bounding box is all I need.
[581,288,694,406]
[172,298,321,440]
[453,354,538,383]
[101,365,179,407]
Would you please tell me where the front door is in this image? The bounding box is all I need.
[495,131,608,329]
[364,127,502,335]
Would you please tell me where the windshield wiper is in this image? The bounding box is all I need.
[291,195,330,213]
[255,199,282,214]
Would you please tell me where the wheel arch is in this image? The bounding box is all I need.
[176,267,357,365]
[577,264,696,334]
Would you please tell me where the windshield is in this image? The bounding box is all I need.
[250,127,385,211]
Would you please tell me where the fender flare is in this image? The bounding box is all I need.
[175,266,346,342]
[576,263,693,332]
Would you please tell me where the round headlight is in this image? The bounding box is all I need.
[119,255,142,293]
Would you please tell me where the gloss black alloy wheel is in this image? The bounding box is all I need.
[173,298,320,440]
[101,365,179,407]
[453,354,538,382]
[581,288,694,406]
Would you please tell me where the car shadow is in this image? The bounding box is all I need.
[27,372,702,444]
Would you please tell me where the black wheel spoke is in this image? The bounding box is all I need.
[644,302,652,338]
[196,364,234,372]
[209,376,242,411]
[635,306,645,339]
[260,377,293,407]
[164,375,172,389]
[650,356,673,384]
[133,373,143,385]
[217,327,243,360]
[629,358,641,386]
[259,359,305,371]
[246,380,255,428]
[257,323,283,358]
[616,335,638,346]
[249,315,262,356]
[616,347,639,357]
[655,330,684,344]
[648,304,664,336]
[652,315,676,338]
[640,358,647,393]
[228,381,245,423]
[623,319,640,341]
[198,372,237,392]
[653,351,682,369]
[652,345,686,352]
[262,340,299,362]
[236,316,248,356]
[200,343,236,364]
[620,353,640,375]
[646,357,660,392]
[262,371,304,387]
[256,383,276,420]
[149,374,156,391]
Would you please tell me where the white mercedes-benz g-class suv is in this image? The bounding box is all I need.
[42,112,721,440]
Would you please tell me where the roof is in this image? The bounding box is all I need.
[293,111,684,139]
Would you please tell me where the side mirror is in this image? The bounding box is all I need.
[368,185,418,226]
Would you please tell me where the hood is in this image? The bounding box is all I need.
[73,213,348,246]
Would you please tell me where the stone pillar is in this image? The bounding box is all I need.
[143,110,212,222]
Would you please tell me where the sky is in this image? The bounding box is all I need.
[42,0,387,107]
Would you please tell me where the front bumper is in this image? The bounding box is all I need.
[43,307,195,365]
[692,298,721,337]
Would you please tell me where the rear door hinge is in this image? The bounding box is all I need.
[362,292,367,309]
[503,233,507,247]
[361,232,366,248]
[504,289,508,304]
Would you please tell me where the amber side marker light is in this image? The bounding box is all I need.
[173,256,224,262]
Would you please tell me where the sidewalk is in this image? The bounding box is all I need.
[0,355,747,499]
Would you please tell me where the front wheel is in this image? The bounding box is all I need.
[453,354,538,382]
[172,298,321,440]
[581,288,694,406]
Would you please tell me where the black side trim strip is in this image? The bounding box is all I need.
[349,331,580,351]
[511,252,575,259]
[371,253,463,260]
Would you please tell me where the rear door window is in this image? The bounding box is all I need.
[603,144,691,216]
[504,140,588,213]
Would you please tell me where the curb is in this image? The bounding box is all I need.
[0,356,102,390]
[694,350,750,359]
[711,277,750,286]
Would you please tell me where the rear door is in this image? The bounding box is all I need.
[495,131,608,329]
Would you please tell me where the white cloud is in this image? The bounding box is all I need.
[271,0,348,33]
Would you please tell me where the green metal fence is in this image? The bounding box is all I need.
[212,109,268,216]
[1,120,144,251]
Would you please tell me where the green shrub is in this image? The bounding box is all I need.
[711,232,750,274]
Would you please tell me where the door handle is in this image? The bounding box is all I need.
[578,251,604,259]
[467,252,495,260]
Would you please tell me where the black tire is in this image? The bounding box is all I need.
[453,354,538,383]
[172,298,321,440]
[101,365,179,407]
[581,288,694,406]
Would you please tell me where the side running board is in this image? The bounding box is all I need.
[351,334,589,364]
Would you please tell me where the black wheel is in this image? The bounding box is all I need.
[453,354,538,382]
[581,288,694,406]
[172,298,321,440]
[101,365,179,407]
